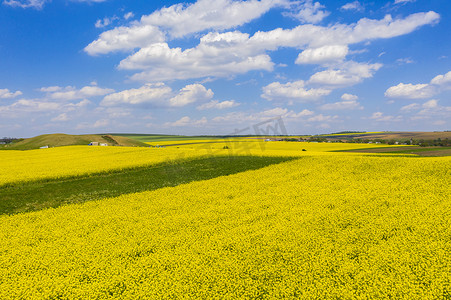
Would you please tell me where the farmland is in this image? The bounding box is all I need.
[0,140,450,299]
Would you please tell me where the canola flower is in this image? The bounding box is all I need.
[0,146,211,187]
[0,154,449,299]
[0,142,405,187]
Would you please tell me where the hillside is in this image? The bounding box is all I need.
[0,134,149,150]
[319,131,451,141]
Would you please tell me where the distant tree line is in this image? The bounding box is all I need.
[279,136,450,147]
[0,137,23,144]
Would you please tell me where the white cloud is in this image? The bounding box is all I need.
[341,1,363,11]
[385,83,435,99]
[212,107,288,123]
[249,11,439,49]
[0,88,22,99]
[88,9,439,81]
[101,83,213,108]
[369,112,402,122]
[401,100,451,122]
[141,0,288,39]
[386,70,451,99]
[3,0,107,9]
[51,113,69,122]
[119,36,274,81]
[430,71,451,87]
[95,16,118,28]
[400,103,420,112]
[285,0,329,24]
[85,25,165,55]
[320,93,362,110]
[296,45,348,65]
[164,116,208,127]
[341,93,358,101]
[3,0,47,9]
[290,109,315,117]
[307,114,338,122]
[396,58,414,64]
[169,84,213,107]
[401,99,440,112]
[422,99,438,109]
[76,119,110,130]
[40,84,114,101]
[124,12,134,20]
[309,61,382,87]
[100,83,172,107]
[261,80,331,102]
[394,0,415,4]
[197,100,240,110]
[0,98,90,115]
[85,0,287,56]
[211,107,336,127]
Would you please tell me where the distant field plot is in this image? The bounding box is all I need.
[338,146,451,157]
[0,155,450,299]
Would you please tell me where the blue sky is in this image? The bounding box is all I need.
[0,0,450,137]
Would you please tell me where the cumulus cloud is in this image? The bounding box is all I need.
[399,99,450,123]
[144,0,288,38]
[124,12,134,20]
[261,80,331,102]
[119,35,274,81]
[430,71,451,87]
[295,45,348,65]
[100,83,172,107]
[40,84,114,101]
[85,0,286,55]
[115,11,436,82]
[197,100,240,110]
[0,88,22,99]
[164,116,208,127]
[101,83,213,108]
[285,0,329,24]
[385,83,435,99]
[4,0,107,9]
[394,0,415,4]
[320,93,363,110]
[309,61,382,87]
[369,112,402,122]
[86,5,439,82]
[95,16,119,28]
[85,25,165,55]
[385,70,451,99]
[401,99,446,113]
[3,0,47,9]
[0,99,90,115]
[169,84,213,107]
[51,113,69,122]
[341,1,363,11]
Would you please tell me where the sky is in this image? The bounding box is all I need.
[0,0,450,137]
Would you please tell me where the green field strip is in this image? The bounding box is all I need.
[0,155,296,216]
[334,146,451,156]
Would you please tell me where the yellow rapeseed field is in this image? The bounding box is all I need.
[0,146,208,187]
[0,153,449,299]
[0,142,404,187]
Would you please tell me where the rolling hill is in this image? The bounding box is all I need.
[1,134,149,150]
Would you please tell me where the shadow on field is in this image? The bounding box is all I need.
[0,156,296,215]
